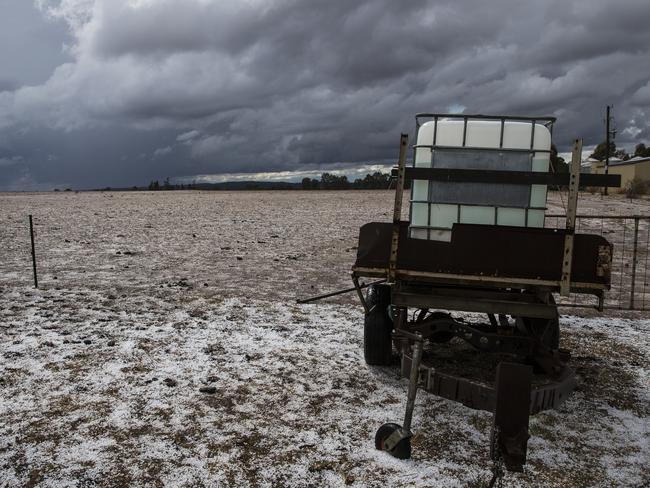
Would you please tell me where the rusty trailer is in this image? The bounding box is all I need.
[350,114,620,479]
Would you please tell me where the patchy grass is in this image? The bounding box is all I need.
[0,190,649,487]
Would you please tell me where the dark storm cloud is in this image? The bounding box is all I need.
[0,0,72,89]
[0,0,649,190]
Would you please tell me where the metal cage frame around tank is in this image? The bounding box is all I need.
[383,119,620,300]
[409,114,557,238]
[413,113,556,150]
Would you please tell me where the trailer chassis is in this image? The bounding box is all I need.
[351,118,620,479]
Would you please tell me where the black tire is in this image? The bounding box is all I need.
[363,284,393,365]
[375,423,412,459]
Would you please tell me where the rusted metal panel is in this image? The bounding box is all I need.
[431,372,496,411]
[529,369,577,414]
[354,221,611,287]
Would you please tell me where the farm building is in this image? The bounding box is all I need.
[590,156,650,192]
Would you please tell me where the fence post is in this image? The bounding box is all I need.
[29,215,38,288]
[630,217,640,309]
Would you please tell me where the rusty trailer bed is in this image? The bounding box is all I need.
[352,221,611,293]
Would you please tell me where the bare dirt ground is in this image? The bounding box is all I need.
[0,190,648,487]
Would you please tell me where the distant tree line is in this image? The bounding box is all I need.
[147,177,198,190]
[301,171,397,190]
[631,143,650,158]
[143,171,396,191]
[589,141,650,162]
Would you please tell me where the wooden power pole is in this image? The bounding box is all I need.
[604,105,611,196]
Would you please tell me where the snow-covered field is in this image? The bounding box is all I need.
[1,190,648,487]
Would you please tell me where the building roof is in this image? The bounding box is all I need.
[625,156,650,163]
[609,156,650,166]
[588,156,650,167]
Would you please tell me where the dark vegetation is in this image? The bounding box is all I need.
[550,144,568,173]
[301,171,392,190]
[116,171,396,192]
[624,177,649,198]
[589,141,650,161]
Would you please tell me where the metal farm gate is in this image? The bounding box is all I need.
[546,214,650,311]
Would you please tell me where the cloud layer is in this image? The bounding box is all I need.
[1,0,650,189]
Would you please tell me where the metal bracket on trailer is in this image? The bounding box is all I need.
[560,139,582,296]
[392,287,558,320]
[394,167,619,188]
[389,134,409,283]
[351,273,370,314]
[399,351,576,415]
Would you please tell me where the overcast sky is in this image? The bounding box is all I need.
[1,0,649,190]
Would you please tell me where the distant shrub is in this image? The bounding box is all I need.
[624,177,649,199]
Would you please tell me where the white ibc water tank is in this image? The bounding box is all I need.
[410,117,552,241]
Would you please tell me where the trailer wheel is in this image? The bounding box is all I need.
[375,423,411,459]
[364,284,393,366]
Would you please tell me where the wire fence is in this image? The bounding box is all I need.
[545,214,650,311]
[5,213,649,311]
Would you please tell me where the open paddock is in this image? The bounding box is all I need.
[1,190,648,487]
